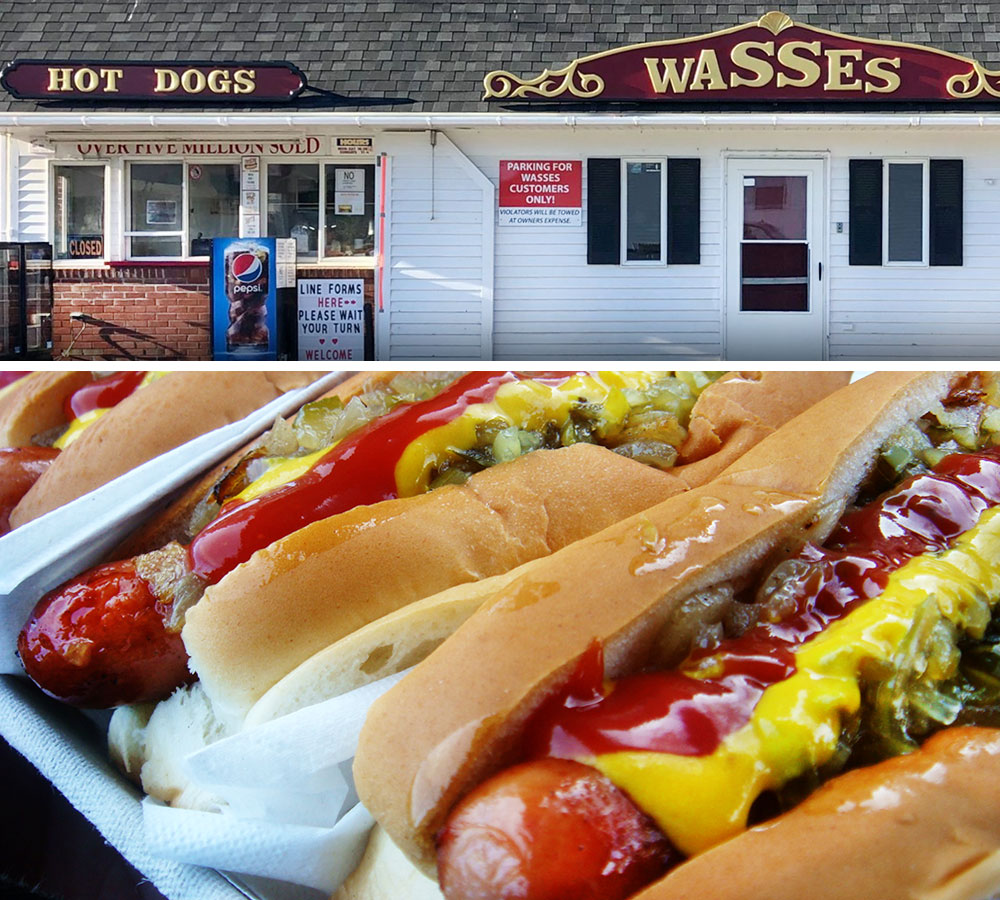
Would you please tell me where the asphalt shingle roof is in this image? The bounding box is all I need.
[2,1,1000,112]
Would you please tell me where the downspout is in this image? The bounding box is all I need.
[1,133,11,241]
[429,129,437,221]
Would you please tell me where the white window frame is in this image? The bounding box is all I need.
[48,160,109,266]
[620,158,667,267]
[882,157,929,267]
[262,159,377,266]
[124,160,187,261]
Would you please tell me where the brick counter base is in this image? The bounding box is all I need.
[52,264,375,361]
[53,265,210,360]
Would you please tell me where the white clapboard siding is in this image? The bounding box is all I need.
[15,144,48,243]
[824,130,1000,360]
[462,130,723,360]
[377,132,493,360]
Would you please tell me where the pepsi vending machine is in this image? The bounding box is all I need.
[210,237,279,361]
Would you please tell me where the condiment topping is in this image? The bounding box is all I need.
[188,372,518,583]
[55,371,161,450]
[188,371,714,585]
[525,451,1000,855]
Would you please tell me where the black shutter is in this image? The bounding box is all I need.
[587,158,620,265]
[667,158,701,265]
[930,159,963,267]
[849,159,883,266]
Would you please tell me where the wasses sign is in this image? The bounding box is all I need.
[499,160,582,227]
[484,10,1000,103]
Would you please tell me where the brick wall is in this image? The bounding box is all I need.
[54,265,210,360]
[53,265,375,361]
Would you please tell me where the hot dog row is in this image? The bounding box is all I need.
[17,370,999,900]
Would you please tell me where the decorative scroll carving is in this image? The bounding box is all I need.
[947,61,1000,99]
[484,61,605,100]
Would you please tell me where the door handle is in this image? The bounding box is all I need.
[818,261,823,281]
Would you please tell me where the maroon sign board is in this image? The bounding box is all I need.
[1,60,306,102]
[484,11,1000,103]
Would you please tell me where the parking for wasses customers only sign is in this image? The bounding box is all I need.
[499,160,582,226]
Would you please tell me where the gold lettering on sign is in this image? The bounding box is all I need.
[233,69,256,94]
[825,48,864,90]
[730,41,775,87]
[155,69,181,93]
[644,57,695,93]
[47,68,72,91]
[776,41,822,87]
[207,69,231,93]
[180,69,207,93]
[690,49,726,90]
[864,56,901,93]
[102,69,124,92]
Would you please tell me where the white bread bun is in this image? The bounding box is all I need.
[0,371,94,446]
[10,371,318,528]
[109,682,229,812]
[352,370,959,870]
[183,442,680,726]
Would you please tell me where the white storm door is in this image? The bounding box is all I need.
[725,158,826,360]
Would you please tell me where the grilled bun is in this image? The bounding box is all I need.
[10,371,318,528]
[352,371,958,871]
[0,371,94,446]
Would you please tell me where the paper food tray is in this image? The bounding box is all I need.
[0,371,357,900]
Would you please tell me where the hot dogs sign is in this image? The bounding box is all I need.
[484,10,1000,103]
[1,60,306,102]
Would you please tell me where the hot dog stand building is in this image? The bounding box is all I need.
[1,3,1000,361]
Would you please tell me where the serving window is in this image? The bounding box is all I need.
[52,164,106,261]
[125,162,239,259]
[266,162,375,261]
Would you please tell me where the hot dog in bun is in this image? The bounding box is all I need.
[352,371,1000,900]
[0,369,318,535]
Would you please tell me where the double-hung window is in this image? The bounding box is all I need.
[849,157,962,267]
[587,157,701,266]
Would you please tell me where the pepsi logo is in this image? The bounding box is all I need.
[231,252,263,283]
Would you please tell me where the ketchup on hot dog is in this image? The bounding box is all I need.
[188,371,518,584]
[63,371,146,422]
